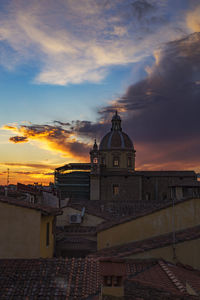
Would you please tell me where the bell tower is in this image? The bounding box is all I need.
[90,139,100,200]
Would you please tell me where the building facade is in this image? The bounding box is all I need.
[55,112,198,204]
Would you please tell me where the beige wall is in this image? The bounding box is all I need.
[102,286,124,297]
[0,202,41,258]
[98,198,200,249]
[126,238,200,270]
[56,207,104,227]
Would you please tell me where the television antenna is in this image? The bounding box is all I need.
[7,168,10,186]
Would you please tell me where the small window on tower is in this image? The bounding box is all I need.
[101,157,105,165]
[93,157,98,164]
[127,157,132,167]
[113,184,119,196]
[113,157,119,167]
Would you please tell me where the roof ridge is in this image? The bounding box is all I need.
[159,260,186,294]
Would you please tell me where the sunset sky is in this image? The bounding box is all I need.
[0,0,200,185]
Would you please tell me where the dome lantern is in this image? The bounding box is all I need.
[111,111,122,131]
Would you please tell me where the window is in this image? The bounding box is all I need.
[113,184,119,196]
[113,276,122,287]
[113,157,119,167]
[145,193,151,200]
[101,157,105,165]
[46,222,50,247]
[104,276,112,287]
[127,157,132,167]
[93,157,98,164]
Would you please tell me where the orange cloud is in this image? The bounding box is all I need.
[186,5,200,32]
[4,123,91,161]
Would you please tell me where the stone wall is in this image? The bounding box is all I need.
[100,175,142,202]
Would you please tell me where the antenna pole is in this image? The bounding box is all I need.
[7,168,10,186]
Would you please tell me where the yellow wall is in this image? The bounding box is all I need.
[57,207,104,227]
[102,287,124,297]
[0,202,41,258]
[40,215,55,258]
[98,198,200,250]
[126,238,200,270]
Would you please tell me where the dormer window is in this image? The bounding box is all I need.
[113,157,119,167]
[103,276,123,287]
[104,276,112,287]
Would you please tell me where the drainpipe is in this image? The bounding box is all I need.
[172,196,177,260]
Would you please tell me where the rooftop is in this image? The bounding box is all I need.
[0,258,199,299]
[126,260,200,298]
[92,225,200,258]
[0,257,154,299]
[0,196,62,216]
[97,197,200,232]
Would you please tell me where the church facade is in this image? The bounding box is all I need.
[55,112,199,203]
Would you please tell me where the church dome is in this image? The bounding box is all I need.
[99,111,134,150]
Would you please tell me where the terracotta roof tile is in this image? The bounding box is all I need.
[92,225,200,258]
[0,257,199,299]
[67,199,116,221]
[0,258,100,299]
[97,197,200,232]
[126,260,200,298]
[0,196,62,216]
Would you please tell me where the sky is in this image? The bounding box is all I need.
[0,0,200,184]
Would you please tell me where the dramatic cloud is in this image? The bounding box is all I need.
[0,0,189,85]
[0,162,56,170]
[4,28,200,171]
[186,4,200,32]
[3,123,90,160]
[98,31,200,171]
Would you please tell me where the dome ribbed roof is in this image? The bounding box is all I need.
[99,131,133,150]
[99,111,133,150]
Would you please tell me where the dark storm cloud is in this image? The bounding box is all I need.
[9,136,28,143]
[121,32,200,141]
[70,120,109,139]
[99,32,200,168]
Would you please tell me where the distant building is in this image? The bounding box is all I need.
[55,163,90,201]
[55,112,199,206]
